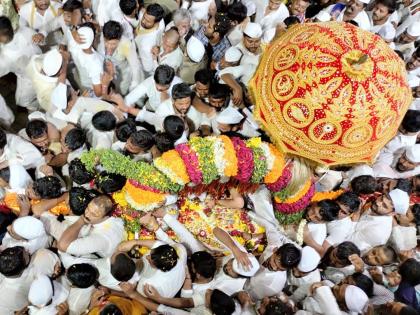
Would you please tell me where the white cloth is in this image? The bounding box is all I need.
[326,217,356,246]
[70,47,104,91]
[323,4,371,30]
[155,46,184,73]
[289,269,322,303]
[30,248,60,278]
[303,285,343,315]
[0,134,44,169]
[136,241,187,298]
[0,94,14,127]
[390,225,417,252]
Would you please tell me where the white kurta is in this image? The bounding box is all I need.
[2,232,50,254]
[155,46,184,73]
[1,134,44,169]
[322,4,371,30]
[326,217,356,246]
[70,47,104,91]
[0,93,14,127]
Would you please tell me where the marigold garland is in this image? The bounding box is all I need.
[266,166,292,192]
[274,180,315,214]
[264,144,286,184]
[311,189,345,202]
[219,135,238,177]
[153,150,190,186]
[4,192,69,215]
[189,137,219,185]
[124,181,166,211]
[175,143,203,185]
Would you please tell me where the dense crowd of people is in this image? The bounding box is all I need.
[0,0,420,314]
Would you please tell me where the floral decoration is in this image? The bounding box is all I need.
[231,137,254,183]
[153,150,190,186]
[175,143,203,185]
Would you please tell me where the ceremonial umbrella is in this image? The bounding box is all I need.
[250,22,412,165]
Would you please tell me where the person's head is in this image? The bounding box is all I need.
[172,8,191,37]
[399,258,420,286]
[204,13,231,41]
[163,115,185,141]
[154,65,175,92]
[342,272,374,297]
[84,195,114,224]
[96,172,126,194]
[111,253,136,282]
[0,16,13,44]
[227,1,247,25]
[0,246,30,277]
[148,244,178,272]
[336,192,360,218]
[344,0,367,17]
[289,0,311,16]
[362,245,397,266]
[208,83,230,110]
[69,187,97,216]
[141,3,164,29]
[396,178,412,194]
[103,21,123,52]
[242,23,262,54]
[172,83,192,115]
[63,127,86,152]
[194,69,212,99]
[268,0,285,11]
[350,175,377,194]
[62,0,83,25]
[219,47,242,69]
[162,28,180,54]
[92,111,117,132]
[207,289,235,315]
[396,22,420,44]
[328,241,360,268]
[69,158,95,185]
[191,251,216,279]
[26,119,49,150]
[258,296,295,315]
[372,0,397,23]
[400,110,420,134]
[115,119,136,142]
[283,15,301,27]
[119,0,140,17]
[406,47,420,72]
[377,302,419,315]
[66,263,99,288]
[268,243,301,271]
[154,132,175,154]
[216,107,243,134]
[35,0,50,11]
[0,129,6,153]
[371,193,394,215]
[31,176,62,200]
[305,199,340,222]
[412,203,420,226]
[125,130,154,154]
[100,304,123,315]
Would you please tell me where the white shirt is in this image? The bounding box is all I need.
[323,4,371,30]
[289,269,322,303]
[60,277,94,315]
[2,233,50,255]
[19,1,61,32]
[326,217,355,246]
[70,47,104,90]
[156,46,184,73]
[124,75,182,112]
[0,134,44,169]
[136,241,187,298]
[0,93,14,127]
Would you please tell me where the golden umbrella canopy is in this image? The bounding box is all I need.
[250,22,412,165]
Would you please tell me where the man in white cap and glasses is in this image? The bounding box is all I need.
[394,21,420,61]
[236,22,263,72]
[321,0,371,30]
[374,144,420,179]
[212,106,244,135]
[179,36,206,85]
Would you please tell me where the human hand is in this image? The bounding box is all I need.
[39,164,54,176]
[17,194,31,216]
[139,212,159,231]
[151,46,160,58]
[117,240,140,252]
[233,248,253,271]
[153,207,167,219]
[32,33,45,44]
[143,283,162,301]
[368,267,383,284]
[119,282,136,297]
[236,291,254,307]
[232,87,243,106]
[349,254,364,272]
[56,302,69,315]
[309,282,324,295]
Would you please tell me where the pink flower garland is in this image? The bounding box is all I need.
[274,182,316,214]
[231,137,254,183]
[266,166,292,192]
[128,179,163,193]
[175,144,203,185]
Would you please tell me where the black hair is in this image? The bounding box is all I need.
[277,243,301,268]
[154,65,175,86]
[214,13,232,38]
[96,171,126,194]
[91,194,114,216]
[150,244,178,272]
[348,20,359,27]
[318,200,340,221]
[92,111,117,132]
[0,16,14,42]
[163,115,185,141]
[399,258,420,287]
[375,0,397,13]
[336,191,360,213]
[0,129,6,150]
[351,272,374,297]
[111,253,136,282]
[146,3,165,22]
[401,305,420,315]
[191,251,216,279]
[0,246,28,277]
[33,176,62,199]
[412,204,420,226]
[396,178,412,194]
[69,158,95,185]
[103,20,123,40]
[62,0,83,12]
[119,0,137,15]
[0,167,9,182]
[395,50,405,60]
[100,304,123,315]
[350,175,377,195]
[115,119,136,142]
[227,1,247,24]
[401,110,420,133]
[209,83,230,100]
[210,289,235,315]
[0,211,16,239]
[194,69,213,85]
[65,128,86,151]
[172,82,193,100]
[67,263,99,288]
[69,187,97,215]
[264,300,295,315]
[154,132,175,153]
[129,129,155,151]
[336,241,360,265]
[284,16,300,27]
[26,119,48,139]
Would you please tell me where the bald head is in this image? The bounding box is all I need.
[162,28,180,53]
